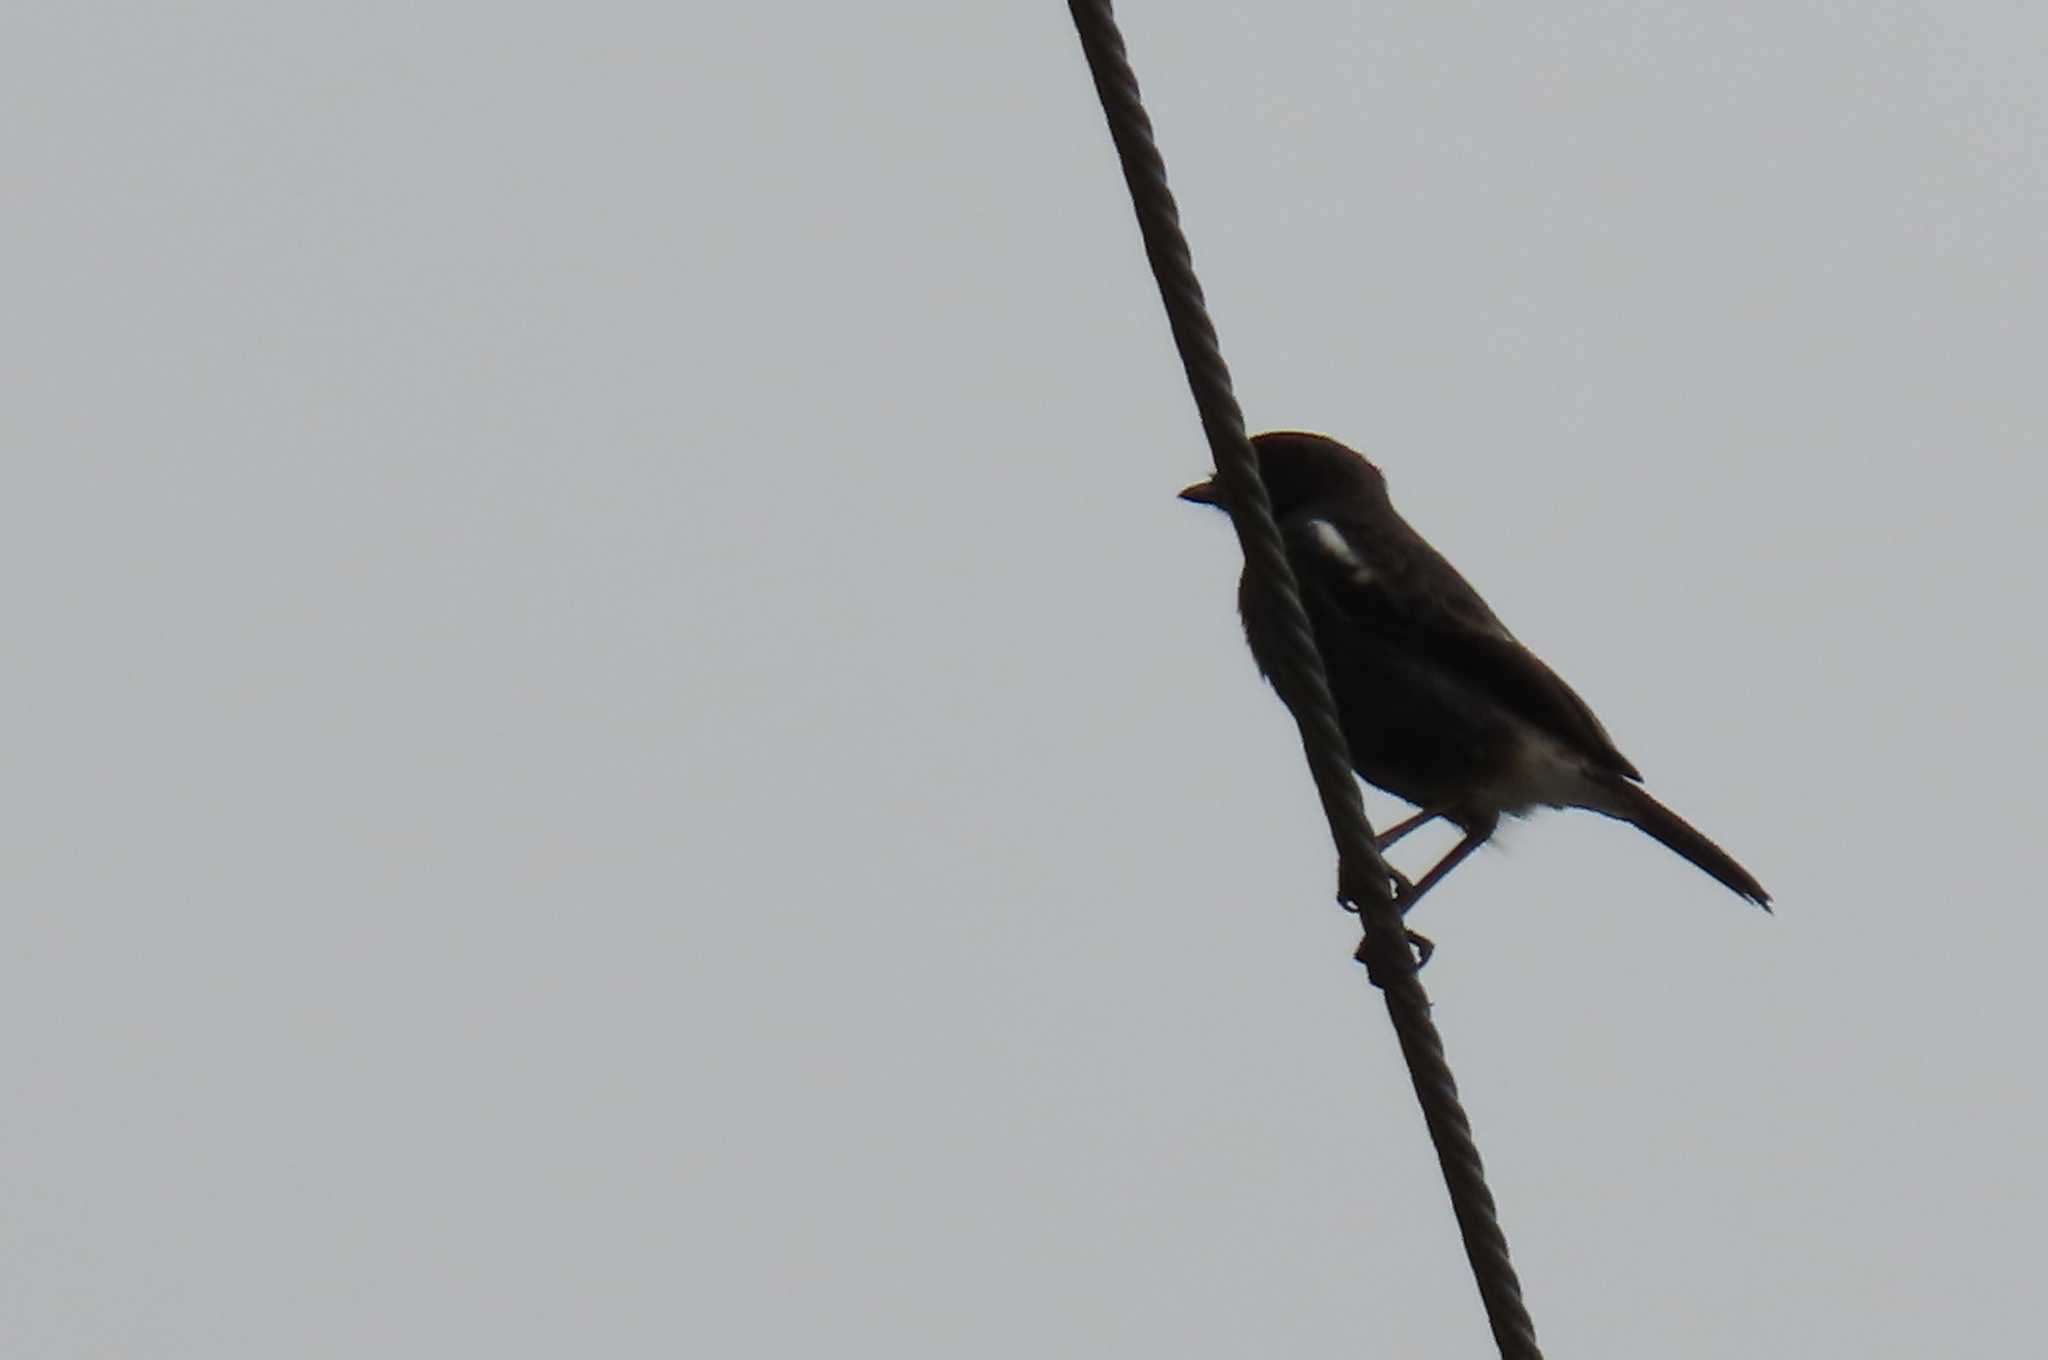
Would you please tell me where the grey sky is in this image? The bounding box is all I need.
[7,3,2045,1355]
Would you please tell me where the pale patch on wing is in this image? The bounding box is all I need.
[1305,518,1374,586]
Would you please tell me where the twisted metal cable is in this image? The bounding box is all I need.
[1066,5,1542,1356]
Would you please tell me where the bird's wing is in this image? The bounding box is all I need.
[1287,512,1643,781]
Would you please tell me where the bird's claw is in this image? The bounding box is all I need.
[1353,927,1434,972]
[1335,862,1415,910]
[1338,861,1431,972]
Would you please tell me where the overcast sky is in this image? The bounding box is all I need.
[8,3,2047,1356]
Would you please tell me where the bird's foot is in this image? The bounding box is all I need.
[1353,928,1434,972]
[1337,862,1430,972]
[1335,862,1415,910]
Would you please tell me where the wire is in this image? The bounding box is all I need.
[1065,5,1543,1356]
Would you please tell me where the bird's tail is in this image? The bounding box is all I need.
[1594,778,1771,910]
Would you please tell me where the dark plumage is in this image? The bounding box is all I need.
[1182,431,1768,911]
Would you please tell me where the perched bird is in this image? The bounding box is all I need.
[1181,431,1768,913]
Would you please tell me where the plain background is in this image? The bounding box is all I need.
[8,3,2046,1355]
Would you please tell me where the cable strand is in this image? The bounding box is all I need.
[1065,5,1542,1356]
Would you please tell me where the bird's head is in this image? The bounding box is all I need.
[1178,431,1389,518]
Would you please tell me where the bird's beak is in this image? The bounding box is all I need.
[1178,477,1220,506]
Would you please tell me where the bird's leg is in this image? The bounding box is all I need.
[1339,809,1469,968]
[1359,808,1441,900]
[1374,808,1440,853]
[1391,817,1497,916]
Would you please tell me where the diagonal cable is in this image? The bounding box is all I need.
[1065,4,1543,1357]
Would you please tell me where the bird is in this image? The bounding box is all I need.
[1180,430,1768,915]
